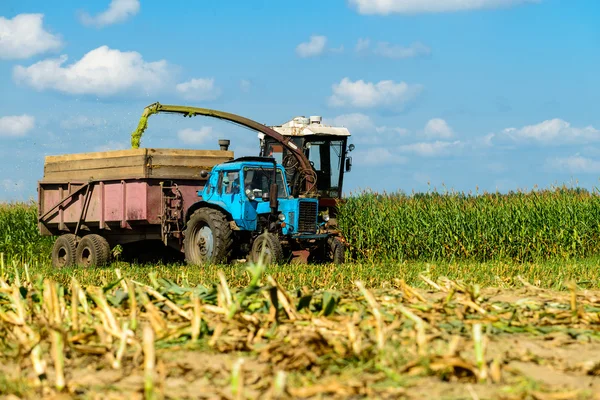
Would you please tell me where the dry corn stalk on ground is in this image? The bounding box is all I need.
[1,266,600,399]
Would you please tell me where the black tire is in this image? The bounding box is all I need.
[94,234,111,264]
[329,237,345,265]
[250,233,284,265]
[51,234,77,268]
[184,208,233,265]
[76,234,110,267]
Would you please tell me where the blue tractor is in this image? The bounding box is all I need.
[131,103,346,265]
[183,156,345,265]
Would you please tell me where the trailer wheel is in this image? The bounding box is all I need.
[76,234,110,267]
[250,233,283,265]
[51,234,78,268]
[184,208,232,265]
[94,235,111,264]
[329,237,345,265]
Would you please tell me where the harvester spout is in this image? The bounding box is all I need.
[130,102,317,196]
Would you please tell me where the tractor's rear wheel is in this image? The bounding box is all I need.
[76,234,110,267]
[329,237,345,265]
[51,234,77,268]
[184,208,232,265]
[250,233,284,265]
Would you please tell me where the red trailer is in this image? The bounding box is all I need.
[38,147,233,267]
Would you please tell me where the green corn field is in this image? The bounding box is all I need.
[0,202,53,263]
[4,186,600,265]
[338,187,600,262]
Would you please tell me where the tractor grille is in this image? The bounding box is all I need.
[298,201,317,233]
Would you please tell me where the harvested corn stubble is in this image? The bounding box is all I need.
[0,267,600,399]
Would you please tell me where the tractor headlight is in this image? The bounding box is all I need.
[278,213,286,221]
[245,188,256,201]
[323,214,330,222]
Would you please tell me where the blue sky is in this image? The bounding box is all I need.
[1,0,600,200]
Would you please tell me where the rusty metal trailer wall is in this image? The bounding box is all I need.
[38,148,234,245]
[38,180,203,235]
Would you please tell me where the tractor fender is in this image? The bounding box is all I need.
[185,201,233,224]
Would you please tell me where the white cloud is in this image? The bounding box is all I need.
[386,127,410,136]
[424,118,454,139]
[176,78,221,101]
[296,35,327,58]
[355,38,371,52]
[374,42,431,59]
[0,115,35,138]
[349,0,540,15]
[356,38,431,59]
[501,119,600,144]
[0,14,62,60]
[60,116,106,130]
[355,147,408,165]
[548,155,600,174]
[328,113,408,144]
[178,127,214,145]
[399,140,462,157]
[13,46,171,96]
[330,113,377,132]
[329,78,422,109]
[80,0,140,27]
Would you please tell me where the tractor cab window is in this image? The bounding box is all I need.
[223,171,240,194]
[305,139,344,198]
[261,136,345,198]
[266,144,284,164]
[243,167,287,198]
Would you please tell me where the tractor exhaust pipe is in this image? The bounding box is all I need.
[270,158,278,219]
[270,183,278,215]
[218,139,230,151]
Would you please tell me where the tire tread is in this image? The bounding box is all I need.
[51,234,78,269]
[76,234,109,267]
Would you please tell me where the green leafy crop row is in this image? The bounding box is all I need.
[0,202,53,263]
[337,187,600,262]
[4,186,600,265]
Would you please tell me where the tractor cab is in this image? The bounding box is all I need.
[259,116,354,210]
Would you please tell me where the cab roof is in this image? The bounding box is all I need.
[270,117,351,137]
[219,156,279,170]
[225,156,275,164]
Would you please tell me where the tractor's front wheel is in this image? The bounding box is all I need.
[250,233,283,265]
[184,208,232,265]
[329,237,345,265]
